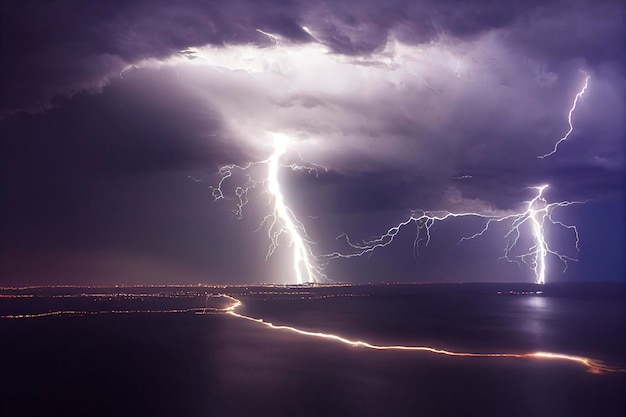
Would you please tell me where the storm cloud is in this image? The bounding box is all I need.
[1,0,623,284]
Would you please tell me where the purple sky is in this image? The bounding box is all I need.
[1,0,624,285]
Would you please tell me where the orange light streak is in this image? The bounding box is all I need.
[2,293,623,374]
[219,295,624,374]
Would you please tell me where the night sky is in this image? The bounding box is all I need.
[1,0,624,286]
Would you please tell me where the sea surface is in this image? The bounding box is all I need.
[1,283,624,417]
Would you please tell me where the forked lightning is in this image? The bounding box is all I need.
[539,73,590,158]
[322,185,581,284]
[210,133,325,284]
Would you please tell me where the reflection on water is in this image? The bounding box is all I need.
[520,296,549,344]
[1,283,625,417]
[524,295,548,310]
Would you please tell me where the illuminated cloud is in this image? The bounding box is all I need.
[1,0,623,284]
[117,31,622,208]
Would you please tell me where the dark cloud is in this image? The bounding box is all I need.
[505,1,625,65]
[0,0,623,285]
[3,0,622,112]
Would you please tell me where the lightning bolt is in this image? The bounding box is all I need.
[322,185,581,284]
[256,29,280,44]
[211,133,326,284]
[539,73,590,158]
[301,26,324,44]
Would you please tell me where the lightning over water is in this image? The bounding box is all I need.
[106,38,603,289]
[210,133,325,284]
[323,185,581,284]
[2,1,625,416]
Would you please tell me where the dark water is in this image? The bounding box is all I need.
[1,283,624,417]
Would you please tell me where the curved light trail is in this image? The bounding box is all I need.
[2,292,622,374]
[220,294,623,374]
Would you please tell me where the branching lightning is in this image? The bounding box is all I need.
[211,133,326,284]
[126,41,591,286]
[539,73,590,158]
[322,185,581,284]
